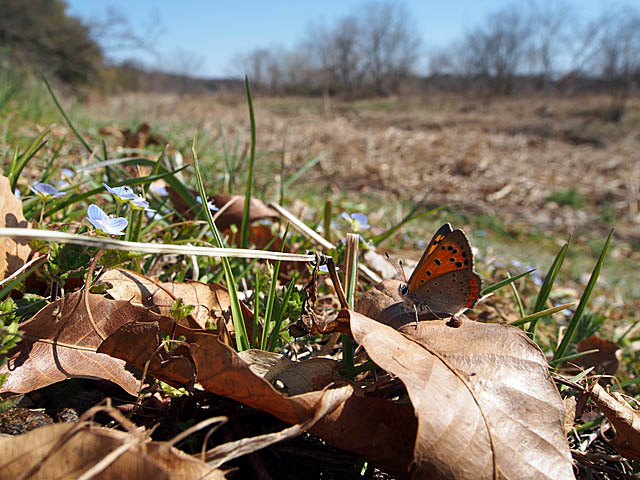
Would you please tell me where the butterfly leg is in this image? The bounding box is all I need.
[411,304,419,328]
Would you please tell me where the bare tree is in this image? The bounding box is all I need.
[461,5,533,94]
[526,0,573,90]
[329,16,365,93]
[359,1,421,95]
[234,1,421,97]
[232,48,275,92]
[302,17,365,95]
[87,6,163,59]
[590,7,640,120]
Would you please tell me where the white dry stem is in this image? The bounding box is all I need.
[0,228,316,262]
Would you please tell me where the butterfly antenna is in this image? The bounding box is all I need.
[398,259,408,284]
[385,252,407,283]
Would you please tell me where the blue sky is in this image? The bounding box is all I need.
[66,0,609,78]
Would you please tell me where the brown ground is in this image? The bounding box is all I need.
[87,92,640,246]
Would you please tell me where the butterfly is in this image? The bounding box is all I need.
[400,223,483,319]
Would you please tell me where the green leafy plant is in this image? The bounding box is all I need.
[0,298,21,411]
[546,189,587,209]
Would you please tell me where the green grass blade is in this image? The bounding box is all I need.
[4,149,18,179]
[370,206,445,247]
[282,153,325,190]
[615,319,639,343]
[528,240,569,334]
[508,273,525,319]
[41,136,66,183]
[482,269,535,296]
[549,349,599,367]
[509,302,576,327]
[554,229,613,362]
[219,122,234,193]
[41,74,98,159]
[260,226,289,350]
[193,132,249,352]
[240,75,256,249]
[342,234,359,373]
[9,128,49,191]
[267,278,296,352]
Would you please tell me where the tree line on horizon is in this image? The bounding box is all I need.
[234,1,640,107]
[1,0,639,114]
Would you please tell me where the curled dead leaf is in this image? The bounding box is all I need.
[238,349,345,395]
[589,382,640,460]
[100,268,256,340]
[347,309,575,480]
[189,334,417,477]
[0,175,31,280]
[97,321,196,389]
[0,291,186,397]
[576,336,620,376]
[211,194,279,230]
[0,421,224,480]
[168,187,278,229]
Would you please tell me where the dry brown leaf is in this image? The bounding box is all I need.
[563,396,577,436]
[205,384,353,469]
[97,321,196,389]
[100,268,256,339]
[0,422,224,480]
[100,319,416,477]
[211,194,279,230]
[0,291,185,396]
[348,310,575,480]
[188,332,417,477]
[0,175,31,280]
[238,349,344,395]
[589,382,640,460]
[576,336,620,376]
[167,187,278,228]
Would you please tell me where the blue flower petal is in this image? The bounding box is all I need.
[103,183,137,200]
[86,204,127,235]
[103,217,128,234]
[87,204,107,221]
[29,182,66,198]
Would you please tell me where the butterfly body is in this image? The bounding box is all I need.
[401,223,482,318]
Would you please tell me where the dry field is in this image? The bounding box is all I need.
[89,92,639,238]
[84,91,640,300]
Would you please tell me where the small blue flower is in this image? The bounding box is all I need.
[130,196,156,212]
[196,195,219,212]
[103,183,137,201]
[29,182,66,200]
[87,204,128,235]
[61,168,75,178]
[341,212,370,231]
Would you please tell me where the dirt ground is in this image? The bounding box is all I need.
[87,91,640,248]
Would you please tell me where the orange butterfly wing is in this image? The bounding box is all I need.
[407,224,475,295]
